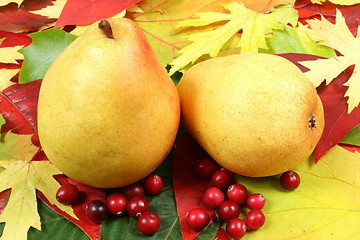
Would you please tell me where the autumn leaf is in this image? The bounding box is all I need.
[235,144,360,239]
[310,0,360,5]
[0,160,78,240]
[54,0,141,27]
[341,124,360,146]
[173,133,218,240]
[299,9,360,113]
[0,0,23,7]
[0,115,4,129]
[0,133,37,160]
[18,29,77,84]
[0,38,24,64]
[29,0,67,19]
[168,1,287,75]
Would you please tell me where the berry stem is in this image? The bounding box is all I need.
[98,19,114,39]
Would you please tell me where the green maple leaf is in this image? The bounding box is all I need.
[168,1,290,75]
[0,133,77,240]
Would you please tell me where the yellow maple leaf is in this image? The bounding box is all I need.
[0,0,23,6]
[0,69,18,91]
[299,10,360,113]
[29,0,67,19]
[0,38,24,64]
[311,0,360,5]
[0,133,78,240]
[168,1,285,75]
[236,145,360,239]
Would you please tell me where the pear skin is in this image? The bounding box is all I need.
[177,53,324,177]
[37,19,180,188]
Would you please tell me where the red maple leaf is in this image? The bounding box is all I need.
[54,0,142,27]
[295,0,360,36]
[0,2,56,31]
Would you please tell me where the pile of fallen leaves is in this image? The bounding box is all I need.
[0,0,360,239]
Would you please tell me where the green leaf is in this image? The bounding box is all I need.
[341,124,360,146]
[260,24,336,58]
[0,115,4,128]
[195,220,219,240]
[18,29,77,84]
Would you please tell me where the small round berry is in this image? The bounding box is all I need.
[85,200,108,223]
[227,184,248,205]
[280,171,300,190]
[211,169,233,190]
[245,209,265,230]
[127,197,149,218]
[56,184,79,205]
[218,200,240,222]
[186,208,210,232]
[137,211,161,235]
[193,158,218,178]
[202,187,224,209]
[246,193,265,210]
[123,184,145,200]
[226,218,247,239]
[144,175,164,195]
[106,193,127,216]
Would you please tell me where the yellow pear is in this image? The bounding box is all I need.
[177,53,324,177]
[37,19,180,188]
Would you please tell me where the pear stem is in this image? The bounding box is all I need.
[99,19,114,39]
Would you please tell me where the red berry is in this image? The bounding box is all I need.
[127,197,149,218]
[280,171,300,190]
[211,169,233,190]
[202,187,224,209]
[56,184,79,205]
[245,209,265,230]
[218,200,240,222]
[186,208,210,232]
[227,184,248,205]
[193,158,218,178]
[144,175,164,195]
[85,200,108,223]
[226,218,247,239]
[106,193,127,216]
[246,193,265,210]
[137,211,161,235]
[123,184,145,200]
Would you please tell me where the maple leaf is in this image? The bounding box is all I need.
[168,1,285,75]
[299,10,360,113]
[310,0,360,5]
[0,0,23,7]
[29,0,67,19]
[0,133,78,240]
[0,69,18,91]
[0,38,24,64]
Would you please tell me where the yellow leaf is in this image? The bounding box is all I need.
[0,0,23,6]
[236,145,360,239]
[0,133,78,240]
[0,69,18,91]
[29,0,67,19]
[0,38,24,64]
[168,1,283,75]
[299,10,360,113]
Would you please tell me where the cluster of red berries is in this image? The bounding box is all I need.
[55,174,164,235]
[187,157,301,239]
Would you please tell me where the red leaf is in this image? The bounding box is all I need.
[38,174,106,240]
[0,80,40,136]
[0,189,10,215]
[0,2,55,31]
[54,0,142,28]
[214,228,231,240]
[279,53,360,162]
[173,133,217,240]
[0,31,32,47]
[295,0,360,36]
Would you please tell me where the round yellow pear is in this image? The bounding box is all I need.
[37,19,180,188]
[177,53,324,177]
